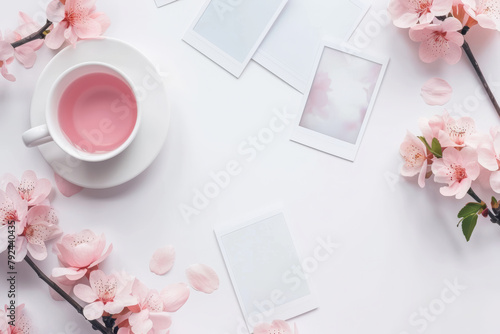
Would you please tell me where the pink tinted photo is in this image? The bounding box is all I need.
[299,47,383,144]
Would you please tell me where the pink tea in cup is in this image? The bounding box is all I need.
[58,72,138,154]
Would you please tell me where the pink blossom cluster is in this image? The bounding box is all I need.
[0,171,221,333]
[0,170,60,261]
[388,0,500,64]
[0,0,109,81]
[0,304,32,334]
[400,111,500,199]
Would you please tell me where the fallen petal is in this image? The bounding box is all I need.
[185,263,219,294]
[54,173,83,197]
[421,78,453,106]
[160,283,190,312]
[149,245,176,275]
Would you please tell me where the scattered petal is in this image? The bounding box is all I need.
[54,173,83,197]
[149,245,176,276]
[421,78,453,106]
[161,283,190,312]
[185,263,219,294]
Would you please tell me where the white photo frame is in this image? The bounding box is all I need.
[290,42,388,161]
[183,0,289,77]
[253,0,370,93]
[154,0,178,7]
[214,207,317,333]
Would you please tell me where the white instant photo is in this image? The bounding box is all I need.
[154,0,178,7]
[253,0,369,93]
[215,208,317,332]
[183,0,288,77]
[290,42,388,161]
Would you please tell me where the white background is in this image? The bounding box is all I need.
[1,0,500,333]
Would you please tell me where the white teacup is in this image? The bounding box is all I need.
[23,62,141,162]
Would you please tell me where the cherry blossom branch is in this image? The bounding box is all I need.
[10,19,52,49]
[23,256,114,334]
[461,40,500,118]
[467,188,500,225]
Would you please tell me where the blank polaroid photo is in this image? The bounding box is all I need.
[183,0,289,77]
[215,208,317,333]
[253,0,369,93]
[154,0,178,7]
[290,42,388,161]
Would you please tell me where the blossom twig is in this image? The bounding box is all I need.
[461,41,500,118]
[467,188,500,225]
[10,19,52,49]
[23,255,114,334]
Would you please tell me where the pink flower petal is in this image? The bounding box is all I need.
[54,173,83,197]
[83,301,105,320]
[149,245,176,275]
[185,263,219,294]
[490,171,500,193]
[74,283,99,303]
[45,21,68,49]
[149,312,172,330]
[13,45,37,68]
[160,283,190,312]
[421,78,453,106]
[73,18,102,39]
[46,0,66,22]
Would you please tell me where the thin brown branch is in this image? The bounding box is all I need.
[462,40,500,118]
[23,255,113,334]
[11,19,52,48]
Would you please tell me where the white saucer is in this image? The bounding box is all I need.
[30,38,170,189]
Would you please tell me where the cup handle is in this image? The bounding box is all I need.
[22,124,53,147]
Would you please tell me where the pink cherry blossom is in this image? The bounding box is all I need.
[388,0,453,28]
[431,147,480,198]
[421,77,453,105]
[45,0,110,49]
[74,270,137,320]
[0,31,15,82]
[477,130,500,192]
[6,12,44,69]
[254,320,299,334]
[400,131,432,188]
[0,184,28,254]
[118,280,172,334]
[409,17,464,64]
[462,0,500,30]
[442,111,476,146]
[1,170,52,207]
[52,230,113,281]
[419,111,475,148]
[15,205,60,262]
[452,1,478,27]
[0,304,33,334]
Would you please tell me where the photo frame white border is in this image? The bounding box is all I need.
[154,0,178,8]
[253,0,370,93]
[183,0,289,78]
[214,206,318,333]
[290,41,389,161]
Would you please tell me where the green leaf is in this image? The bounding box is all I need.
[462,214,478,242]
[457,202,483,218]
[431,138,442,158]
[418,136,432,152]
